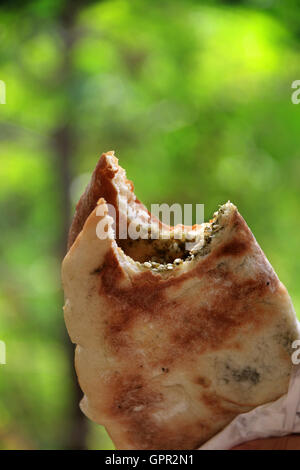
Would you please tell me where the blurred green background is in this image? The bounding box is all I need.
[0,0,299,450]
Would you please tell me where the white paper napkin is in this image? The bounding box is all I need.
[199,320,300,450]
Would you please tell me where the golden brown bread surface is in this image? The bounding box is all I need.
[62,152,299,449]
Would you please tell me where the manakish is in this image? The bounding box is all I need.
[62,152,298,450]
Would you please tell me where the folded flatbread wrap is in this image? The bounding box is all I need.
[62,152,298,450]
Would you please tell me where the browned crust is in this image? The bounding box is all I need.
[67,152,185,252]
[68,152,136,250]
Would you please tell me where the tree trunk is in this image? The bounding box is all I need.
[53,0,89,450]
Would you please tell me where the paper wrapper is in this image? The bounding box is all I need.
[199,320,300,450]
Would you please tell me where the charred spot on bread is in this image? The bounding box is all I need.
[215,239,248,258]
[195,376,211,388]
[231,366,260,385]
[91,265,103,274]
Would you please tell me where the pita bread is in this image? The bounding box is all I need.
[62,152,299,449]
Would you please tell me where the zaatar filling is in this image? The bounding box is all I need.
[118,204,227,273]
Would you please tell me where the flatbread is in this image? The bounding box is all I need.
[62,152,299,449]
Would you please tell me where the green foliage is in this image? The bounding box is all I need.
[0,0,299,449]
